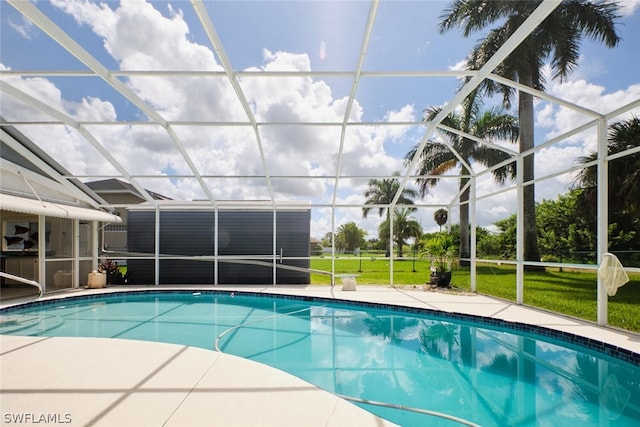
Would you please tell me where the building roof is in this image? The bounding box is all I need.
[85,179,171,201]
[1,119,120,222]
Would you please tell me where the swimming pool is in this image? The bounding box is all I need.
[1,290,638,426]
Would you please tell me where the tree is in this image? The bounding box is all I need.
[367,238,386,252]
[362,172,418,219]
[488,189,639,264]
[364,314,419,344]
[574,117,640,263]
[419,320,459,360]
[440,0,621,269]
[536,190,593,266]
[335,222,366,253]
[476,231,504,258]
[449,223,495,258]
[494,215,518,259]
[321,232,333,248]
[434,208,448,232]
[576,117,640,216]
[406,91,518,265]
[378,208,423,257]
[363,172,418,256]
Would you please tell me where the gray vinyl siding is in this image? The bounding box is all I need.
[160,211,214,256]
[218,211,273,256]
[126,211,155,285]
[275,211,311,284]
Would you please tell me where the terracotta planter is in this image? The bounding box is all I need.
[87,271,106,288]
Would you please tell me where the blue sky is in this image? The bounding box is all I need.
[1,0,639,239]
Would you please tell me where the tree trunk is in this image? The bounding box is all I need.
[519,73,543,270]
[459,177,470,267]
[385,209,391,257]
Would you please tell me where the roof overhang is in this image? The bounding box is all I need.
[0,193,122,223]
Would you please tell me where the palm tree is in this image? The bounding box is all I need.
[378,208,423,257]
[419,320,459,360]
[405,91,518,264]
[363,172,418,256]
[362,171,418,219]
[434,208,448,232]
[364,314,419,344]
[439,0,621,268]
[576,117,640,216]
[335,222,366,253]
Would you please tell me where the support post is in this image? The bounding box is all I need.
[389,208,394,286]
[331,207,335,287]
[596,119,609,325]
[273,209,277,286]
[214,207,218,285]
[91,220,99,277]
[73,219,79,288]
[516,156,524,304]
[470,178,477,292]
[38,215,46,292]
[154,206,160,286]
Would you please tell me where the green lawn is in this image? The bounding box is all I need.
[310,256,431,285]
[310,256,640,333]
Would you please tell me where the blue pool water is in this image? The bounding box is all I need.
[1,291,639,426]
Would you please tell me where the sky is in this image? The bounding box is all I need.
[1,0,639,240]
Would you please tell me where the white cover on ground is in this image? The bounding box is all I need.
[598,253,629,297]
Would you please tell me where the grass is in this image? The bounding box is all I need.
[310,256,640,333]
[310,256,432,285]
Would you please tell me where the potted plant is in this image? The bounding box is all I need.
[421,233,457,287]
[98,259,126,285]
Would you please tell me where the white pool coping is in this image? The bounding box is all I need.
[1,285,639,427]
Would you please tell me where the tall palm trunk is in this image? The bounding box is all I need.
[385,209,391,257]
[519,72,542,269]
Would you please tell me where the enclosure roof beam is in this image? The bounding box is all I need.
[7,0,217,208]
[191,0,275,209]
[332,0,380,209]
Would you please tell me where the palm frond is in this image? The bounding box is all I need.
[562,0,621,47]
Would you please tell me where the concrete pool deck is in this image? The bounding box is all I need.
[1,285,639,426]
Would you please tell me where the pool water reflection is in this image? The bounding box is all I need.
[1,291,638,426]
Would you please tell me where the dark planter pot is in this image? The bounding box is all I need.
[107,272,124,285]
[430,271,452,287]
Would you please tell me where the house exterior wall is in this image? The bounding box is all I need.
[97,192,144,252]
[126,209,310,285]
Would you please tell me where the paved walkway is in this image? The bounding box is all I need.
[1,285,639,426]
[1,335,395,427]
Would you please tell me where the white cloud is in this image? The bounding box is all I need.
[618,0,640,15]
[414,40,431,56]
[5,0,399,210]
[7,0,637,239]
[65,97,117,122]
[531,80,640,193]
[381,104,417,141]
[448,59,467,72]
[0,71,100,175]
[52,0,206,70]
[8,15,35,39]
[542,78,640,139]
